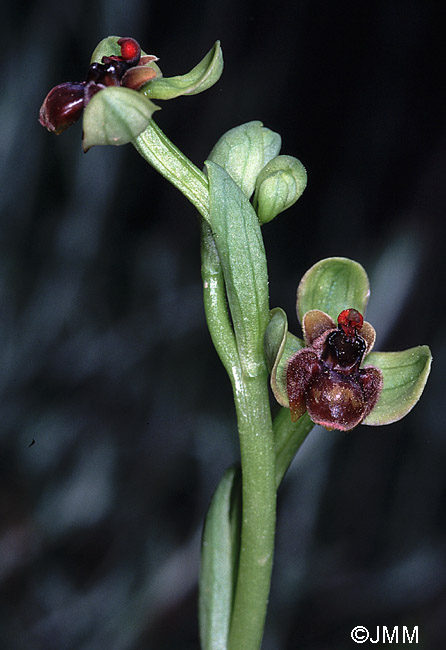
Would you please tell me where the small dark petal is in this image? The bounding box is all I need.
[139,54,159,65]
[86,62,105,84]
[306,371,367,431]
[39,82,86,134]
[102,59,129,85]
[121,65,157,90]
[322,330,366,373]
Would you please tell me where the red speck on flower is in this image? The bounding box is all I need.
[337,308,363,337]
[117,37,141,63]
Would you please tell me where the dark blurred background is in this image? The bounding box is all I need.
[1,1,445,649]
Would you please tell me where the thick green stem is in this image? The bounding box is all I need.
[201,220,276,650]
[133,119,210,221]
[228,369,276,650]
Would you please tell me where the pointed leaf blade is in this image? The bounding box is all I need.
[199,466,241,650]
[205,161,270,376]
[143,41,223,100]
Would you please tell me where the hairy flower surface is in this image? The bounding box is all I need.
[286,308,382,430]
[265,257,432,432]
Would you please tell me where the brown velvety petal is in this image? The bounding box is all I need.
[302,310,335,345]
[39,82,85,134]
[287,348,321,422]
[360,321,376,355]
[139,55,159,65]
[121,66,157,90]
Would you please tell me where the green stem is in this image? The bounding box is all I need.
[201,221,276,650]
[228,369,276,650]
[133,119,210,221]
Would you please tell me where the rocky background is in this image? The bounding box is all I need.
[1,1,445,648]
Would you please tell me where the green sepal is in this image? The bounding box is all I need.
[363,346,432,425]
[264,307,305,407]
[208,121,281,199]
[199,466,241,650]
[90,35,162,78]
[82,86,160,151]
[205,160,270,377]
[142,41,223,100]
[297,257,370,324]
[253,155,307,224]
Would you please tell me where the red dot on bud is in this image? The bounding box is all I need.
[337,308,364,337]
[118,38,140,62]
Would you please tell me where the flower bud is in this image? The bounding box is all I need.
[207,121,281,198]
[253,155,307,224]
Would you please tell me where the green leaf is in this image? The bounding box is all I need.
[142,41,223,100]
[253,155,307,224]
[82,87,159,151]
[199,466,241,650]
[208,121,281,199]
[205,161,270,377]
[363,345,432,425]
[297,257,370,324]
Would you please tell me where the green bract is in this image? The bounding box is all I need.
[83,87,159,152]
[142,41,223,100]
[265,257,432,427]
[253,155,307,224]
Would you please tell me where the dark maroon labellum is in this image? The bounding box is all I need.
[39,82,86,134]
[286,309,383,431]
